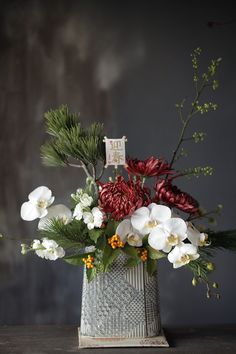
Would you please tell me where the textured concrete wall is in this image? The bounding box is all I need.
[0,0,236,325]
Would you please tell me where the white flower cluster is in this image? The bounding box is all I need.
[116,203,208,268]
[31,238,65,261]
[72,189,104,230]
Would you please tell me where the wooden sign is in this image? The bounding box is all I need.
[103,136,127,168]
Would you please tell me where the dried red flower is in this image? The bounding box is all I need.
[125,156,172,177]
[98,176,151,221]
[155,180,199,214]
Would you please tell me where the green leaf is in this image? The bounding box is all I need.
[125,257,141,268]
[141,235,149,245]
[64,252,91,266]
[104,220,119,237]
[147,246,166,260]
[96,234,107,250]
[86,267,97,282]
[122,244,139,259]
[102,244,121,271]
[88,228,104,243]
[147,258,157,276]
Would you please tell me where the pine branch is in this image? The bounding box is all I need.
[39,218,93,250]
[44,105,80,137]
[41,141,67,167]
[41,105,106,183]
[208,230,236,252]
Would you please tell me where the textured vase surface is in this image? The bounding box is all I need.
[80,253,161,338]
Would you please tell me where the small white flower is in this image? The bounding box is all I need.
[116,219,143,247]
[76,188,83,195]
[32,239,41,249]
[167,242,199,268]
[83,207,104,230]
[38,204,72,230]
[33,238,65,261]
[20,186,55,221]
[42,238,58,249]
[131,203,171,235]
[73,203,83,220]
[79,193,93,208]
[21,244,29,255]
[148,217,187,253]
[187,222,209,247]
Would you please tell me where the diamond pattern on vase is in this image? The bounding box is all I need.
[123,291,145,326]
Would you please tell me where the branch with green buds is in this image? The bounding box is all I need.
[169,48,222,170]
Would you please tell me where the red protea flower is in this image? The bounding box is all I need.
[155,179,199,214]
[98,176,151,221]
[125,156,172,177]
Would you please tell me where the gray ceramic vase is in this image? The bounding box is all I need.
[79,253,168,347]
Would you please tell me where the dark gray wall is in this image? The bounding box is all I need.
[0,0,236,326]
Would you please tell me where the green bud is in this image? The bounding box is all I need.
[207,262,215,271]
[192,277,198,286]
[213,282,219,289]
[217,204,223,212]
[21,244,29,255]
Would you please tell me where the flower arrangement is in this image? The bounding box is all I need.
[20,48,236,298]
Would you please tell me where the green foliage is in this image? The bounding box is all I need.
[125,257,141,268]
[44,105,79,136]
[147,245,166,260]
[64,252,93,266]
[193,101,218,114]
[41,105,106,181]
[39,218,92,250]
[192,131,206,143]
[146,258,157,276]
[183,166,213,178]
[86,267,97,282]
[122,244,140,259]
[187,257,210,283]
[169,48,222,169]
[208,229,236,252]
[104,220,119,237]
[96,234,107,250]
[88,228,104,243]
[41,141,67,167]
[102,244,121,272]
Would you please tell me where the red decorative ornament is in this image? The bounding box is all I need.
[155,179,199,214]
[125,156,172,178]
[98,176,151,221]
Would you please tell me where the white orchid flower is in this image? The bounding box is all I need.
[187,222,209,247]
[167,242,199,268]
[32,238,65,261]
[38,204,72,230]
[73,203,83,220]
[20,186,55,221]
[148,217,187,253]
[116,219,143,247]
[79,193,93,208]
[131,203,171,235]
[83,207,104,230]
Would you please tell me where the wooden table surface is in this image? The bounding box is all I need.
[0,325,236,353]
